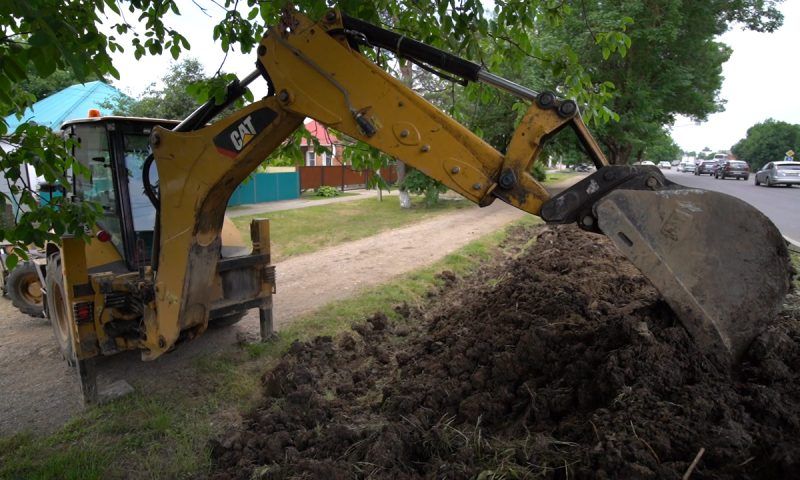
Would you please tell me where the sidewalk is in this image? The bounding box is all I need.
[225,189,397,218]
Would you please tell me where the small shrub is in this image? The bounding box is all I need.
[314,186,341,198]
[531,162,547,182]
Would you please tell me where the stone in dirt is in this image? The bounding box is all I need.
[207,224,800,480]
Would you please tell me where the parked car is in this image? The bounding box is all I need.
[694,160,717,176]
[658,161,671,169]
[754,161,800,187]
[715,160,750,180]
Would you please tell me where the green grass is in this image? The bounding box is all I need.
[0,216,540,480]
[232,195,472,261]
[542,172,580,184]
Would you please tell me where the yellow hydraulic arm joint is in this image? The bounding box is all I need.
[259,8,608,215]
[144,7,607,359]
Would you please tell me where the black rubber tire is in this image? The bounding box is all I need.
[755,176,760,185]
[45,254,75,366]
[6,262,44,318]
[209,312,246,328]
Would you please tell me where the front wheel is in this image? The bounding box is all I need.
[755,176,760,186]
[45,254,75,365]
[7,262,44,318]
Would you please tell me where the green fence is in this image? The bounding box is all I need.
[228,171,300,206]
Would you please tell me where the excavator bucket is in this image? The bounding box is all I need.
[595,188,794,364]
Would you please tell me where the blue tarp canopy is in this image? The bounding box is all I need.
[4,81,124,132]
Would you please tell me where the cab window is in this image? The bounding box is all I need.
[123,134,156,232]
[123,133,157,263]
[72,125,124,254]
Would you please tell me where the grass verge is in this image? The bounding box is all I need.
[0,216,540,480]
[232,195,471,261]
[542,172,580,184]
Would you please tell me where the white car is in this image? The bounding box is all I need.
[633,161,656,166]
[658,161,671,169]
[678,162,695,172]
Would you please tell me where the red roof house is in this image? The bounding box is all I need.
[300,120,346,166]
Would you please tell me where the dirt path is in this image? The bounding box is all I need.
[0,201,524,436]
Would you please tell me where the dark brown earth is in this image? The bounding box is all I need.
[208,224,800,479]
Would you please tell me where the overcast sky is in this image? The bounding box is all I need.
[107,1,799,154]
[669,1,800,153]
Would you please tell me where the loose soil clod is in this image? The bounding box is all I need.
[209,224,800,479]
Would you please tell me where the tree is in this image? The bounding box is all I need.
[18,65,103,101]
[543,0,783,164]
[107,58,209,119]
[732,119,800,169]
[644,130,682,163]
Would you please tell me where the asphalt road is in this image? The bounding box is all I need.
[663,169,800,244]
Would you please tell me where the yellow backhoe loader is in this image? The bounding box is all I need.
[44,8,793,404]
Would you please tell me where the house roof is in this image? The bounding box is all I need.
[4,81,125,132]
[300,119,340,146]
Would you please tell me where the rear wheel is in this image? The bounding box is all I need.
[755,176,760,185]
[7,262,44,317]
[766,177,773,187]
[45,254,75,365]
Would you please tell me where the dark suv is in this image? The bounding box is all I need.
[715,160,750,180]
[694,160,717,176]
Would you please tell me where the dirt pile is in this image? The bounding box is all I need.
[209,224,800,479]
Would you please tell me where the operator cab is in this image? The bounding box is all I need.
[62,115,178,271]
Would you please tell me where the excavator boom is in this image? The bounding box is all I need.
[146,8,792,364]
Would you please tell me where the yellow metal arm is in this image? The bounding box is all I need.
[145,8,606,358]
[257,9,582,215]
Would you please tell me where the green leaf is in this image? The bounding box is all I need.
[5,253,18,271]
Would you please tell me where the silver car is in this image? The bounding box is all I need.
[754,161,800,187]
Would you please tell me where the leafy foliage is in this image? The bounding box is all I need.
[398,169,448,207]
[531,162,547,182]
[0,0,193,254]
[314,186,341,198]
[644,129,682,163]
[0,123,100,266]
[105,58,255,120]
[544,0,784,164]
[343,141,393,192]
[732,119,800,170]
[18,65,103,102]
[106,59,204,119]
